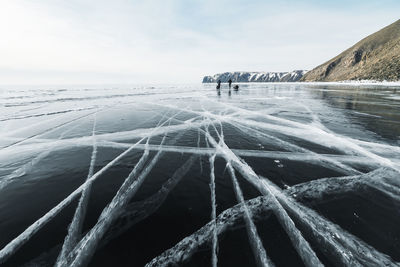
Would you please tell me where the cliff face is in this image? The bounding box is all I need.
[202,70,307,83]
[302,19,400,82]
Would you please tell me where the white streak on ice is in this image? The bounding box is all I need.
[0,120,86,191]
[227,115,400,172]
[63,111,188,266]
[0,110,97,150]
[210,118,271,266]
[145,196,274,267]
[227,120,362,175]
[0,119,211,160]
[102,155,196,246]
[0,137,147,264]
[153,102,364,175]
[197,129,203,174]
[262,176,399,266]
[64,136,166,267]
[288,167,400,206]
[0,113,177,264]
[56,113,98,265]
[146,168,400,266]
[162,100,399,173]
[226,162,273,267]
[93,142,395,167]
[205,132,323,267]
[209,153,219,267]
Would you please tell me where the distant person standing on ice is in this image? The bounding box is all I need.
[228,79,232,89]
[216,80,221,90]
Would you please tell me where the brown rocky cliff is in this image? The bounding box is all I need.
[302,19,400,81]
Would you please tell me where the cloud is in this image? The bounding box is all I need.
[0,0,399,84]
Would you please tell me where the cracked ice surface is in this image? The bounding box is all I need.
[0,83,400,266]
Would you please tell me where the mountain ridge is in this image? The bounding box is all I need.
[302,19,400,82]
[202,70,307,83]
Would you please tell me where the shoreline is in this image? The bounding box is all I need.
[203,81,400,86]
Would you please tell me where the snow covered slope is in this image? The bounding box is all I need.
[202,70,307,83]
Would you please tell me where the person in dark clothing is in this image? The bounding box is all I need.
[233,85,239,90]
[216,80,221,90]
[228,79,232,89]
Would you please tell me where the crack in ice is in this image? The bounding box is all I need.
[56,113,99,265]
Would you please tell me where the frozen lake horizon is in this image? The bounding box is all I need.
[0,82,399,266]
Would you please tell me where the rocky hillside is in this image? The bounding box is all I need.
[202,70,307,83]
[302,19,400,82]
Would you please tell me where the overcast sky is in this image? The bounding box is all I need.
[0,0,399,84]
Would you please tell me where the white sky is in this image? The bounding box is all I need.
[0,0,399,84]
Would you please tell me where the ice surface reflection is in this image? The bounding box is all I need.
[0,83,399,266]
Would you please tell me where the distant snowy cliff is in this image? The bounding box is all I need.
[202,70,307,83]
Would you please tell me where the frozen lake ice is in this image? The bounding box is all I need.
[0,83,399,266]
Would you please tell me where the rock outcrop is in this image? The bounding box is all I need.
[302,19,400,82]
